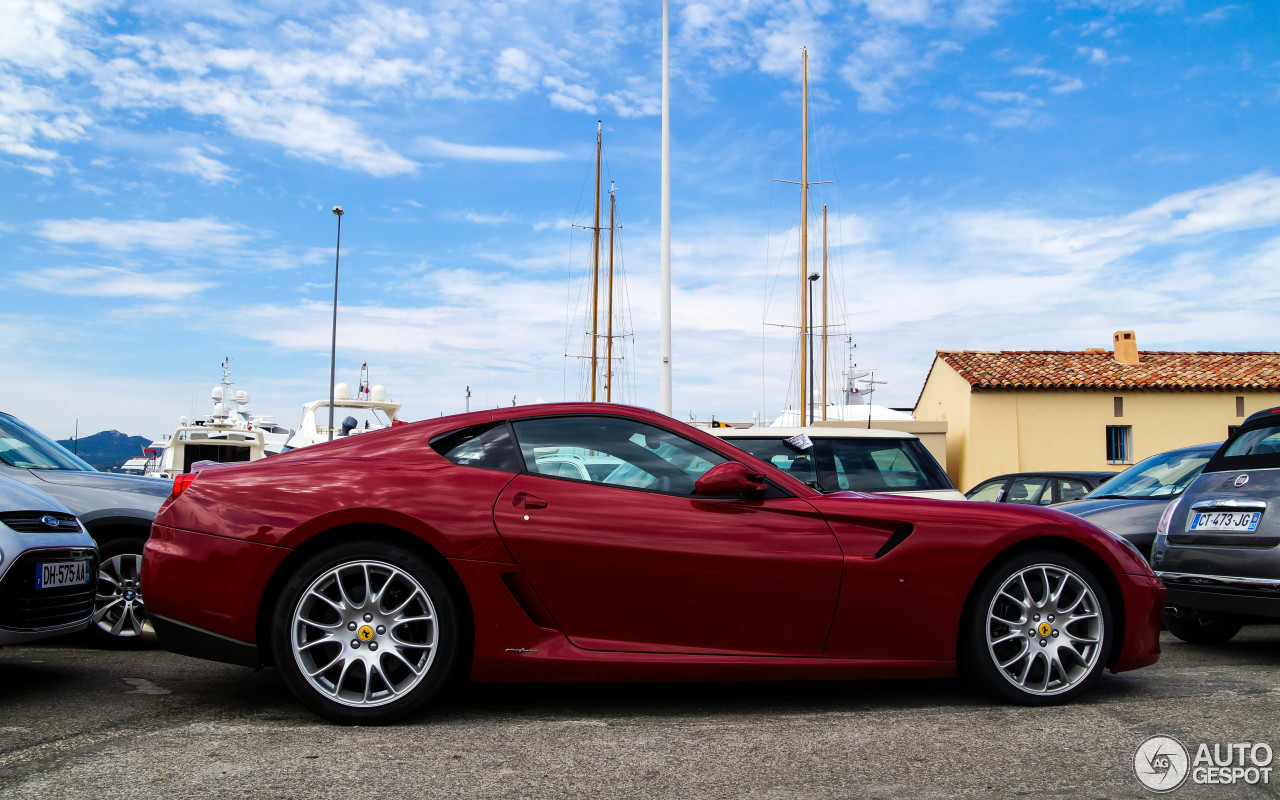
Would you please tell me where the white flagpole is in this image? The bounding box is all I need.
[659,0,672,416]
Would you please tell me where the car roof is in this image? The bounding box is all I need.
[710,426,916,440]
[975,471,1116,482]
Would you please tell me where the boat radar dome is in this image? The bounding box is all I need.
[334,382,351,401]
[211,386,224,402]
[235,390,248,405]
[212,402,228,417]
[370,385,387,402]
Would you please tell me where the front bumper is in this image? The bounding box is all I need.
[0,530,97,644]
[1157,571,1280,619]
[1111,572,1165,673]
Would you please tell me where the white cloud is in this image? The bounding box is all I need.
[542,75,597,114]
[168,145,235,183]
[494,47,540,91]
[841,33,961,112]
[854,0,938,25]
[417,136,565,163]
[34,216,251,251]
[14,265,216,300]
[0,73,91,163]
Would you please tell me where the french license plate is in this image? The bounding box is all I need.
[34,560,91,589]
[1189,511,1262,532]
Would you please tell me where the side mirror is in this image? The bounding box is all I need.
[695,462,768,498]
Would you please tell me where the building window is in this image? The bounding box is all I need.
[1106,425,1132,464]
[1114,396,1124,417]
[1237,396,1245,417]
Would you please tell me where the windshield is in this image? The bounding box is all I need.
[1084,448,1210,500]
[0,414,96,471]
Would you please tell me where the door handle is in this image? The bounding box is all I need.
[512,492,548,510]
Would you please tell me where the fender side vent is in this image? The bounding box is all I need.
[874,525,914,559]
[500,572,559,630]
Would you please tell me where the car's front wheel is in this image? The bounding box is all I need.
[89,537,149,646]
[1164,611,1242,645]
[963,550,1114,705]
[271,542,462,724]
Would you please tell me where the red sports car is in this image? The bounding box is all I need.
[142,403,1163,723]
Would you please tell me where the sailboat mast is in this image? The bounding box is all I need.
[590,121,602,402]
[606,182,617,402]
[799,47,809,427]
[822,203,828,421]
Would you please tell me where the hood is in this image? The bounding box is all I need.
[1053,496,1169,536]
[29,469,172,498]
[0,474,72,514]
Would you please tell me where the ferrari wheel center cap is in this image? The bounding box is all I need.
[1038,621,1053,637]
[357,625,375,642]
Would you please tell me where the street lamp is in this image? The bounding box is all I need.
[328,206,343,442]
[807,271,820,425]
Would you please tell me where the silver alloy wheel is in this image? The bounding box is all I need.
[291,559,439,708]
[95,553,146,637]
[985,563,1104,696]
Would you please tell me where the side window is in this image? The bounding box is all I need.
[1005,477,1049,505]
[967,480,1005,502]
[430,423,521,472]
[721,438,815,484]
[825,440,940,492]
[511,416,728,495]
[1057,478,1090,503]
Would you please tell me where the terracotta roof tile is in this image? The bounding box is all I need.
[937,350,1280,391]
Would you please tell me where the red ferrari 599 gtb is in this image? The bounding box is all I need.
[141,403,1163,723]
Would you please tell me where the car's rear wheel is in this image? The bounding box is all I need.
[963,550,1113,705]
[271,542,461,724]
[89,537,150,646]
[1164,611,1242,645]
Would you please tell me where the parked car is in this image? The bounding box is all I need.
[709,426,964,500]
[0,411,170,644]
[1154,409,1280,644]
[1055,444,1217,560]
[0,474,98,647]
[143,403,1162,723]
[966,472,1116,505]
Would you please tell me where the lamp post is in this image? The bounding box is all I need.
[807,271,819,425]
[328,206,343,442]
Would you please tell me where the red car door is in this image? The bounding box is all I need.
[493,416,843,657]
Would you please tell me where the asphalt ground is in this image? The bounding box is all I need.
[1,628,1278,799]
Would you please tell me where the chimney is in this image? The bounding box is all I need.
[1113,330,1139,365]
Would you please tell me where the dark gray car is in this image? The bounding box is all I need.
[0,411,169,644]
[1056,444,1217,561]
[1154,408,1280,644]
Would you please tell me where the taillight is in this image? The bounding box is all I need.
[1156,496,1183,536]
[171,473,197,499]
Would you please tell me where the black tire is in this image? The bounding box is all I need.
[961,549,1114,706]
[87,537,151,648]
[1164,611,1243,645]
[271,541,462,724]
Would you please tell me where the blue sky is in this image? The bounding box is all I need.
[2,0,1278,439]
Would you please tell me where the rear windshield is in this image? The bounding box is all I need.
[726,436,952,494]
[1208,422,1280,472]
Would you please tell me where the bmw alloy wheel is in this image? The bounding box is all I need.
[95,553,147,639]
[984,563,1104,696]
[290,560,439,708]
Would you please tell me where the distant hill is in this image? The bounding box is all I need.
[56,430,152,472]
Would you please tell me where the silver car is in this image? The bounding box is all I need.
[1154,408,1280,643]
[0,474,98,646]
[0,412,169,644]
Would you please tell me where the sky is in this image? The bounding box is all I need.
[2,0,1279,441]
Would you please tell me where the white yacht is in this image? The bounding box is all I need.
[282,368,403,451]
[140,360,292,478]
